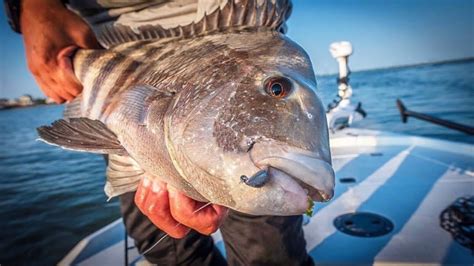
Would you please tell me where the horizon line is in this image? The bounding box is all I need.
[316,56,474,77]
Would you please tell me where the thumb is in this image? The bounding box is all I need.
[70,22,102,49]
[57,46,78,69]
[63,9,103,49]
[56,45,83,96]
[76,29,102,49]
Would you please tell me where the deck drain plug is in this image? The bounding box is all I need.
[339,177,356,183]
[334,212,394,237]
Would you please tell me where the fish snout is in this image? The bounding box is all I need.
[249,141,335,202]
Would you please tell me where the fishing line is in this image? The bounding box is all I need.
[141,177,249,256]
[142,201,213,255]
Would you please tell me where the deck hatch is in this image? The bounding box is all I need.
[334,212,394,237]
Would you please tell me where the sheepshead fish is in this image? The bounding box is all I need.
[37,0,335,215]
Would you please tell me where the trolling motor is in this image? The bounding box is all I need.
[326,41,366,131]
[396,99,474,135]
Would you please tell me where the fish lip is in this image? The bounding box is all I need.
[259,158,335,202]
[249,142,335,202]
[292,175,333,202]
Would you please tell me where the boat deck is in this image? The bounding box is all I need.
[60,129,474,265]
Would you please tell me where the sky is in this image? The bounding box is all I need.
[0,0,473,99]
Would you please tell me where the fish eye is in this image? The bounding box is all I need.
[265,77,292,98]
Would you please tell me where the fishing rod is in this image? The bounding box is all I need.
[396,99,474,135]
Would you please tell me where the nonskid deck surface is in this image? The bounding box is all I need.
[60,129,474,265]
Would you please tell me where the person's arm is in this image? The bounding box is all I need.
[20,0,101,103]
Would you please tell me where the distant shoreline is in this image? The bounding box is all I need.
[0,102,55,111]
[2,57,472,100]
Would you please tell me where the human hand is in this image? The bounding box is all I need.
[21,0,101,103]
[135,178,228,238]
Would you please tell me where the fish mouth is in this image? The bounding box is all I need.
[249,141,335,202]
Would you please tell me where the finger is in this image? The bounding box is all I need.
[72,25,102,49]
[143,180,190,238]
[169,185,228,221]
[57,66,83,98]
[57,46,83,97]
[35,76,64,103]
[134,177,151,208]
[141,179,167,216]
[46,75,75,102]
[62,74,83,99]
[168,185,227,235]
[61,8,102,49]
[143,180,167,215]
[63,93,75,102]
[56,84,75,101]
[32,57,74,103]
[57,45,78,62]
[27,58,65,103]
[210,205,229,224]
[81,32,102,49]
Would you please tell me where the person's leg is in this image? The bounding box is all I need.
[220,210,314,266]
[120,192,227,265]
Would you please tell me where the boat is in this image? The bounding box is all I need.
[60,42,474,266]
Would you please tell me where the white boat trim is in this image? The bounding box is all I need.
[59,219,124,266]
[330,128,473,157]
[375,168,473,263]
[304,145,413,250]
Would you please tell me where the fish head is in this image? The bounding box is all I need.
[166,32,334,215]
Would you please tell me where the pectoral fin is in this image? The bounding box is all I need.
[37,118,126,155]
[105,154,144,199]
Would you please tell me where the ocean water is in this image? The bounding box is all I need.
[0,60,473,265]
[317,60,474,143]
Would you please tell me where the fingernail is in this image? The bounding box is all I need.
[138,192,145,203]
[152,181,161,193]
[148,203,155,213]
[143,178,150,187]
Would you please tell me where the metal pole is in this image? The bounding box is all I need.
[396,99,474,135]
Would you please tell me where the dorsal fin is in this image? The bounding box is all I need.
[97,0,292,48]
